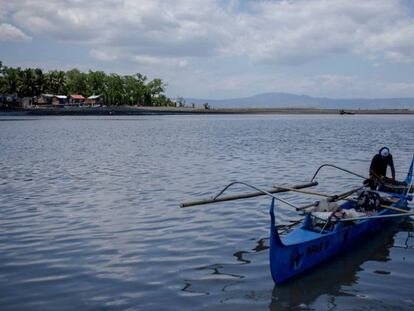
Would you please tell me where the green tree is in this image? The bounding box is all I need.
[1,66,21,94]
[45,70,67,94]
[105,74,125,106]
[176,96,185,107]
[87,70,107,96]
[66,69,87,95]
[0,62,175,107]
[33,68,46,96]
[17,68,33,96]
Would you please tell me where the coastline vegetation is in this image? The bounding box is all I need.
[0,61,175,107]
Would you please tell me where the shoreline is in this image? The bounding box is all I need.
[1,106,414,116]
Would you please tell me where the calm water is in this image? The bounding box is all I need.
[0,114,413,310]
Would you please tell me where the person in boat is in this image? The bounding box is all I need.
[367,147,395,189]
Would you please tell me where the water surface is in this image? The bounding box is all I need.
[0,114,413,310]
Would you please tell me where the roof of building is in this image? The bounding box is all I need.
[40,94,54,97]
[55,95,67,99]
[87,95,102,99]
[70,95,85,100]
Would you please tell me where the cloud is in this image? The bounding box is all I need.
[131,55,188,68]
[231,0,414,65]
[90,48,188,67]
[173,70,414,99]
[281,75,414,98]
[0,23,31,42]
[3,0,414,66]
[89,49,118,62]
[5,0,229,65]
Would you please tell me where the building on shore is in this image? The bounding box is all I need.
[0,94,21,109]
[22,97,35,108]
[36,94,54,106]
[85,95,102,107]
[52,95,68,107]
[69,95,86,106]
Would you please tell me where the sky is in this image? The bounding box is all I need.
[1,0,414,99]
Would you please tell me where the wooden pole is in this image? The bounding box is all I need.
[295,201,320,211]
[340,212,414,222]
[271,185,330,197]
[380,204,411,214]
[330,186,364,201]
[179,181,318,208]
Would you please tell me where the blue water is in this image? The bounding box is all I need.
[0,114,413,310]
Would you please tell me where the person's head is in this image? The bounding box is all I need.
[379,147,390,158]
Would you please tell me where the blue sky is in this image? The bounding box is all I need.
[1,0,414,99]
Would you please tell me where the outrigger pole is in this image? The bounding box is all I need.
[179,181,318,208]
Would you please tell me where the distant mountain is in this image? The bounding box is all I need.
[184,92,414,109]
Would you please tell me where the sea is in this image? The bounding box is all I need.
[0,114,413,310]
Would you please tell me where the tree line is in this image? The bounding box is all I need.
[0,61,175,106]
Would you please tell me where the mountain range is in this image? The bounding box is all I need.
[184,92,414,109]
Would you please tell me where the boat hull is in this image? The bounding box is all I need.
[270,155,413,284]
[269,199,408,284]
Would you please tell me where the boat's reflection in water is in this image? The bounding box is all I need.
[181,222,412,308]
[270,222,413,310]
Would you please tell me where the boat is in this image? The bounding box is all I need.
[180,155,414,284]
[339,109,355,115]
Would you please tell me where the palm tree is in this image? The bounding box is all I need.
[33,68,45,96]
[0,62,174,107]
[2,66,21,94]
[66,68,87,95]
[46,70,67,94]
[87,70,106,96]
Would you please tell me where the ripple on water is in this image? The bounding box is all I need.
[0,115,413,310]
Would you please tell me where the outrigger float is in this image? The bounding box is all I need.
[180,156,414,284]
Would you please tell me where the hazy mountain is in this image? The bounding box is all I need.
[184,92,414,109]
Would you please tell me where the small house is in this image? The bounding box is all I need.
[52,95,68,107]
[36,94,54,106]
[85,95,102,107]
[69,94,85,106]
[22,97,35,108]
[0,94,21,109]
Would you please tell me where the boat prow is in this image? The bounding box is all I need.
[270,198,344,283]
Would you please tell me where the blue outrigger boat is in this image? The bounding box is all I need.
[181,155,414,284]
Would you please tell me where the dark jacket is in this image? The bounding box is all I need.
[369,153,395,179]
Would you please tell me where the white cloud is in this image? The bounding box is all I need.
[89,49,118,62]
[231,0,414,65]
[170,70,414,99]
[3,0,414,66]
[0,23,31,42]
[90,48,188,67]
[280,75,414,98]
[2,0,414,98]
[131,55,188,68]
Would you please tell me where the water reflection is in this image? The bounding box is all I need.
[181,237,268,297]
[270,223,412,310]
